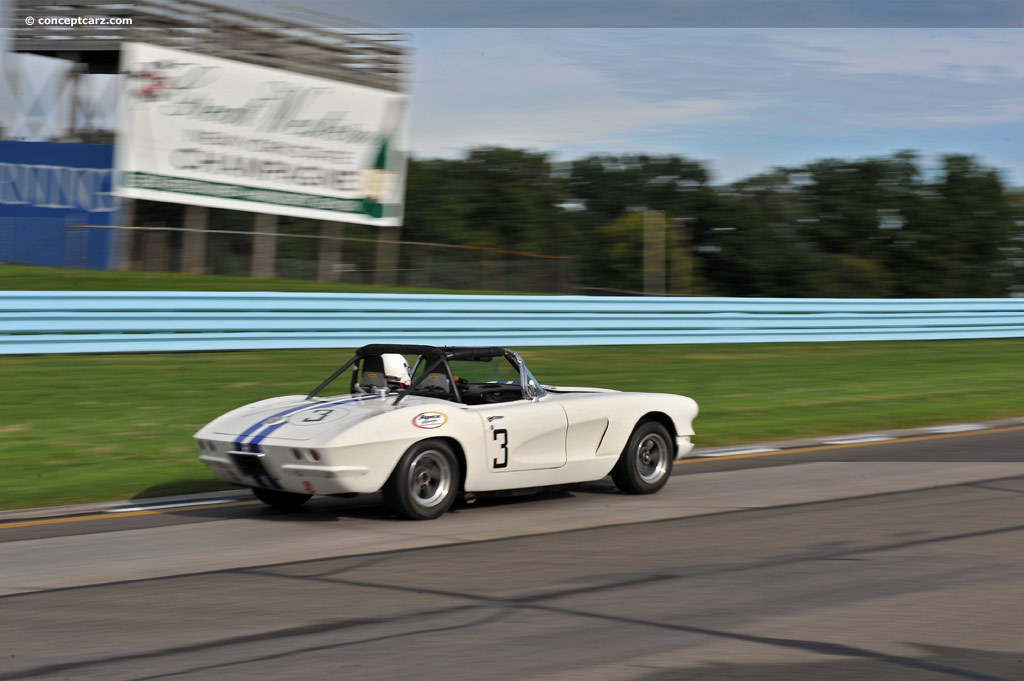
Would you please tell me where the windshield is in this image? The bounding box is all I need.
[443,356,520,385]
[517,357,545,399]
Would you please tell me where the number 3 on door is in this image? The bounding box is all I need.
[492,428,509,469]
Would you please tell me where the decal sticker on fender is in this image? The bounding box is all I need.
[413,412,448,429]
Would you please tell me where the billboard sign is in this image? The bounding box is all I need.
[115,42,409,226]
[0,141,116,269]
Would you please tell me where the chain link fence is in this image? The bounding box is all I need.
[108,224,575,293]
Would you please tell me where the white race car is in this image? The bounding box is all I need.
[196,344,698,519]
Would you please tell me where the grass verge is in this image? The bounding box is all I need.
[0,264,528,295]
[0,339,1021,511]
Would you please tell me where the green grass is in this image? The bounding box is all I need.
[1,340,1021,511]
[0,264,526,295]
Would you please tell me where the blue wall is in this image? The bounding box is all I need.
[2,291,1022,354]
[0,141,116,269]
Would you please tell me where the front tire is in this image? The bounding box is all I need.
[611,421,674,494]
[252,487,312,510]
[384,439,460,520]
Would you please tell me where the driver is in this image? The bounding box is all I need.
[381,353,411,389]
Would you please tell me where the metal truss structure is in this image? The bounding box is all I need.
[5,0,408,140]
[11,0,408,89]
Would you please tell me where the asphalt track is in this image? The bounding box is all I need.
[2,426,1024,680]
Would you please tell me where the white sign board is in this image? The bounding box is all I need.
[115,42,409,226]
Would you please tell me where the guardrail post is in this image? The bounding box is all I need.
[252,214,277,279]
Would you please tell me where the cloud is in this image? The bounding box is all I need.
[411,96,748,156]
[542,29,1024,132]
[768,29,1024,84]
[408,30,753,157]
[404,28,1024,185]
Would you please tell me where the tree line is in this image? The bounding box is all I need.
[404,147,1023,297]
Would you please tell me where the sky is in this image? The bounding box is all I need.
[403,27,1023,185]
[1,0,1022,185]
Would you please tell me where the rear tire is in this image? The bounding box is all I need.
[384,439,460,520]
[611,421,674,494]
[252,487,312,510]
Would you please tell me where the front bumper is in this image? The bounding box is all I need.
[200,451,372,495]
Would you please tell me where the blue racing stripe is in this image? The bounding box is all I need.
[246,394,380,449]
[236,394,384,490]
[233,402,319,451]
[251,473,282,490]
[232,394,375,451]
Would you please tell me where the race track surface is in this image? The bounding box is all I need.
[2,427,1024,680]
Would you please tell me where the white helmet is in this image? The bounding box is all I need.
[381,353,411,387]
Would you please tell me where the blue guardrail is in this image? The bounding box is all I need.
[1,291,1022,354]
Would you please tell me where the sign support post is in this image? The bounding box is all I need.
[181,205,208,274]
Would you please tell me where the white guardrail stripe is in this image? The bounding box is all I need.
[1,292,1022,354]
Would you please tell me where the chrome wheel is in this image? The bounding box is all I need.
[385,439,461,520]
[635,432,670,484]
[407,448,453,509]
[612,420,675,495]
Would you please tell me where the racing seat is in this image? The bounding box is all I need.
[359,356,387,392]
[417,372,452,396]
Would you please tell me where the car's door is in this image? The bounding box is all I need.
[471,396,568,472]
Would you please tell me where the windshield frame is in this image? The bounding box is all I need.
[306,345,545,405]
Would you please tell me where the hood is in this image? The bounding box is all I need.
[213,393,403,442]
